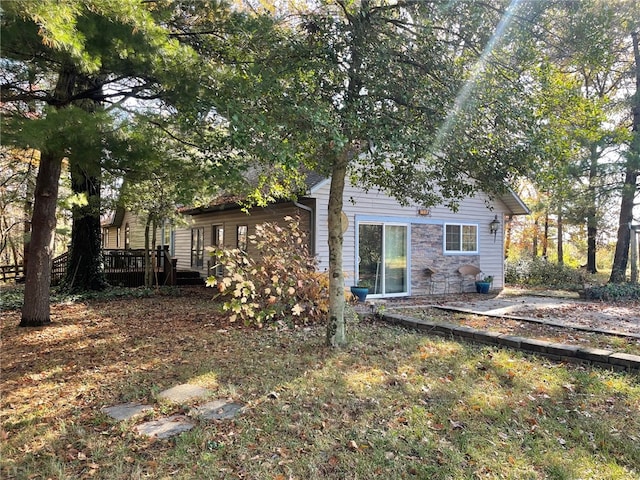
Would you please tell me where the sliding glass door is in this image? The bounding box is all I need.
[358,223,408,296]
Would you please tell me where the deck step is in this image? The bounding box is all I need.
[176,270,205,286]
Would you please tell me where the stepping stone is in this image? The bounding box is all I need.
[190,399,244,420]
[102,403,153,421]
[135,415,194,439]
[157,384,210,404]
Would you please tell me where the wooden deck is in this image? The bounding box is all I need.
[51,248,178,287]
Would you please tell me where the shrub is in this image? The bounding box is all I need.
[583,283,640,301]
[505,257,586,291]
[207,216,329,327]
[0,285,177,312]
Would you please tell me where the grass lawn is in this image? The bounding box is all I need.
[1,287,639,479]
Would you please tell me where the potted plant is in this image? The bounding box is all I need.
[475,274,493,294]
[350,279,372,302]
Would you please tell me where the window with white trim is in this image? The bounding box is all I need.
[191,227,204,267]
[237,225,248,252]
[445,224,478,253]
[211,225,225,276]
[102,228,109,248]
[124,223,131,250]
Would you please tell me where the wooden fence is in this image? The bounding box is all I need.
[51,252,69,285]
[0,264,24,283]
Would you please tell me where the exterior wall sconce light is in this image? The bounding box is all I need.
[417,208,431,216]
[489,215,500,241]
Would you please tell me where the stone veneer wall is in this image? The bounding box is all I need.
[411,224,480,295]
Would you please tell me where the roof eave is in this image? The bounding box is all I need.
[501,188,530,216]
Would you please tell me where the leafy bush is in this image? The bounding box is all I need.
[0,285,179,312]
[0,286,24,311]
[505,257,586,291]
[583,283,640,301]
[207,216,329,327]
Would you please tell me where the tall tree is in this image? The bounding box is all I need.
[554,1,634,274]
[63,75,106,291]
[217,0,543,345]
[524,0,639,276]
[610,26,640,283]
[1,0,218,325]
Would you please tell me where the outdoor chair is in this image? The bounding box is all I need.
[449,264,482,293]
[424,267,447,294]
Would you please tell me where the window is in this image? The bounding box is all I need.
[162,222,175,256]
[212,225,224,276]
[237,225,248,251]
[102,228,109,248]
[191,227,204,268]
[163,224,171,247]
[124,223,131,250]
[116,227,121,248]
[213,225,224,248]
[445,224,478,253]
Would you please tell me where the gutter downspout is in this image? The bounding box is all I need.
[294,201,315,256]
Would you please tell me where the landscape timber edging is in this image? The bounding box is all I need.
[379,313,640,373]
[431,305,640,340]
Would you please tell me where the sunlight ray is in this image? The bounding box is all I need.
[430,0,525,155]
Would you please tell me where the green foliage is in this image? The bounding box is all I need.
[0,287,25,311]
[584,283,640,301]
[505,258,586,290]
[0,285,180,311]
[206,216,328,327]
[219,1,540,208]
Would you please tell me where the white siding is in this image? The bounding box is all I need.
[173,203,311,274]
[173,221,194,271]
[312,180,511,290]
[121,211,146,249]
[104,212,164,251]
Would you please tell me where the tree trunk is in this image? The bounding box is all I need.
[326,152,348,347]
[610,171,637,283]
[20,151,63,326]
[542,213,549,258]
[151,217,158,287]
[631,226,638,284]
[64,167,106,291]
[610,31,640,284]
[20,66,76,326]
[586,219,598,273]
[586,144,599,274]
[532,216,539,258]
[504,216,512,259]
[22,159,35,278]
[557,210,564,265]
[8,235,20,275]
[144,215,152,288]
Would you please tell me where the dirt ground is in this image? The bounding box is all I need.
[443,291,640,336]
[386,287,640,337]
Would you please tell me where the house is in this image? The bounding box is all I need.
[174,176,529,298]
[95,207,183,286]
[101,206,175,255]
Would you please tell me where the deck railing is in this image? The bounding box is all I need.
[51,247,177,287]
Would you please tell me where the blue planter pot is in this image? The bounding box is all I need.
[350,286,369,302]
[475,281,491,294]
